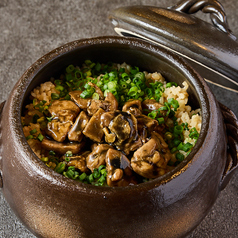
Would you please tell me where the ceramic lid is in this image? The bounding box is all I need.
[109,0,238,92]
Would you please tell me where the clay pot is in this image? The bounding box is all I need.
[0,36,237,238]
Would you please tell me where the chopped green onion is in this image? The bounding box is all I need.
[55,85,64,91]
[171,147,178,154]
[166,82,178,88]
[32,114,40,124]
[80,90,91,99]
[98,174,106,183]
[157,117,165,124]
[88,174,94,183]
[98,165,106,173]
[54,162,66,174]
[65,157,70,162]
[177,142,193,152]
[66,151,73,157]
[51,93,60,100]
[30,129,37,135]
[66,65,75,73]
[26,135,34,140]
[168,98,179,111]
[165,132,173,141]
[174,125,184,135]
[93,169,100,179]
[95,63,101,71]
[49,150,56,155]
[148,110,158,119]
[46,115,55,122]
[173,138,181,147]
[176,152,185,162]
[37,133,44,142]
[79,172,87,181]
[65,169,75,179]
[41,157,48,162]
[92,93,99,100]
[189,127,199,140]
[66,73,73,81]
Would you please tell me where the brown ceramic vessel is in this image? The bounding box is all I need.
[0,36,237,238]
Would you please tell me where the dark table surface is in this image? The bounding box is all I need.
[0,0,237,237]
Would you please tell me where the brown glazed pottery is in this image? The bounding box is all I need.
[0,36,238,238]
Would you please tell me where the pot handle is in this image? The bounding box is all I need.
[0,101,5,188]
[219,103,238,190]
[170,0,237,40]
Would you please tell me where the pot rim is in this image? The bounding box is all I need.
[10,36,210,193]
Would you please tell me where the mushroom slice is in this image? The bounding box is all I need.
[131,137,169,179]
[48,100,80,122]
[108,114,131,143]
[122,99,142,116]
[46,120,72,142]
[105,92,118,111]
[100,111,118,128]
[86,144,113,172]
[41,138,85,155]
[68,111,90,142]
[83,108,105,142]
[102,127,116,144]
[122,99,142,112]
[69,90,91,109]
[65,151,90,173]
[105,148,135,187]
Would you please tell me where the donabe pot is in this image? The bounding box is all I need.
[0,36,237,238]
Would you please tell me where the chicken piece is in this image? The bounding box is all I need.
[64,151,90,173]
[83,108,105,142]
[46,120,72,142]
[121,137,143,155]
[88,82,104,100]
[69,90,91,109]
[131,136,170,179]
[68,111,90,142]
[48,100,80,122]
[151,131,172,164]
[87,92,118,116]
[105,148,136,187]
[41,138,85,155]
[87,99,110,116]
[105,92,118,111]
[46,100,80,142]
[86,144,113,172]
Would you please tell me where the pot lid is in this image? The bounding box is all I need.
[109,0,238,93]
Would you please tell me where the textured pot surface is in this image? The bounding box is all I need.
[0,36,231,238]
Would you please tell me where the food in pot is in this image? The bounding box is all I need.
[21,60,201,186]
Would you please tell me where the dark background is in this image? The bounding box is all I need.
[0,1,237,237]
